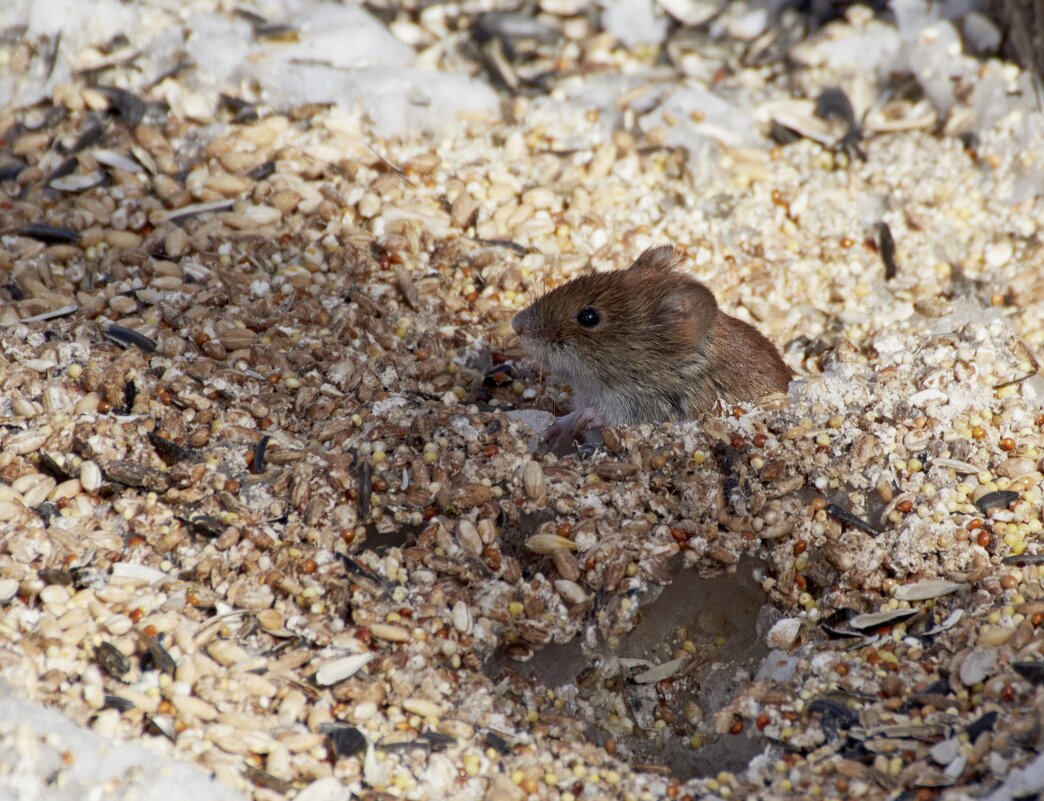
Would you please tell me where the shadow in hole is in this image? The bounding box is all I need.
[486,557,780,779]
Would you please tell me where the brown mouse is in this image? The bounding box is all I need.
[511,244,792,451]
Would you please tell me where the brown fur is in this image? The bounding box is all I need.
[512,245,791,427]
[707,314,794,402]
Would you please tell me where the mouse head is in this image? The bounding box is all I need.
[511,245,719,393]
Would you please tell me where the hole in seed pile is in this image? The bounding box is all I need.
[360,522,418,551]
[486,558,786,780]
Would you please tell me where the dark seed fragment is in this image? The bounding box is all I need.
[242,765,293,793]
[1012,661,1044,685]
[254,22,296,40]
[148,432,197,465]
[875,221,899,281]
[485,731,512,755]
[219,94,258,123]
[14,223,81,244]
[809,697,860,739]
[45,31,62,80]
[144,713,176,741]
[34,502,60,525]
[768,120,804,145]
[959,131,979,152]
[901,679,953,712]
[251,435,270,474]
[247,160,275,180]
[826,503,880,535]
[471,237,527,255]
[233,8,296,41]
[94,85,148,126]
[965,710,998,740]
[379,731,457,752]
[335,552,386,588]
[0,161,26,181]
[1003,553,1044,566]
[357,459,373,521]
[65,112,106,153]
[417,731,456,751]
[97,30,128,53]
[138,632,176,675]
[38,568,74,586]
[472,12,559,45]
[103,460,172,492]
[188,515,226,537]
[814,87,865,159]
[38,453,74,480]
[104,324,157,354]
[975,490,1019,513]
[815,87,857,131]
[322,723,367,758]
[96,641,131,678]
[120,379,138,414]
[45,156,78,183]
[103,694,134,712]
[712,442,746,509]
[72,566,106,590]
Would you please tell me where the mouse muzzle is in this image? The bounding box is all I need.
[511,309,533,337]
[512,311,556,345]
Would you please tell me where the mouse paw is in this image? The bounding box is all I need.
[544,407,603,452]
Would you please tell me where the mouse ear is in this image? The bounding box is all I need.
[661,280,717,343]
[628,244,684,273]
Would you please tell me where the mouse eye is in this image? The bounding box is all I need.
[576,307,600,327]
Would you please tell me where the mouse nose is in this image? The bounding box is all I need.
[511,312,525,336]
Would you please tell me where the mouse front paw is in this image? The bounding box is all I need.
[544,407,603,452]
